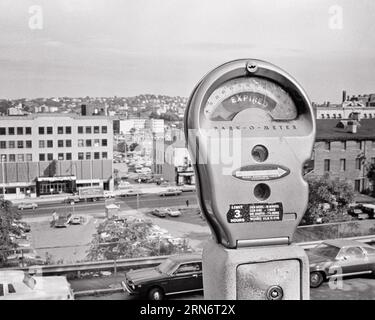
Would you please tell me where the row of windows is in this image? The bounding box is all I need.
[0,126,109,136]
[39,126,107,135]
[39,139,108,148]
[0,127,32,135]
[78,152,108,160]
[322,140,374,151]
[323,158,374,172]
[39,140,73,148]
[0,141,32,149]
[39,152,108,161]
[78,139,108,147]
[320,114,375,119]
[39,153,72,161]
[0,139,108,149]
[0,152,109,162]
[0,154,33,162]
[78,126,108,134]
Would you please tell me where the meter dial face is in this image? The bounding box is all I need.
[204,77,297,122]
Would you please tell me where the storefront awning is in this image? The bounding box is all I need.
[37,176,76,182]
[178,172,195,176]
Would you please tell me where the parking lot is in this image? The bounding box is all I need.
[21,203,211,264]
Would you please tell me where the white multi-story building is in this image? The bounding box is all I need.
[0,113,114,198]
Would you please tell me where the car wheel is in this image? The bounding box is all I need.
[310,271,324,288]
[148,287,164,300]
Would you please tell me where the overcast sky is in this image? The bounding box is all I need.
[0,0,374,103]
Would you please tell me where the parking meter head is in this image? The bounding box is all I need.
[184,59,316,248]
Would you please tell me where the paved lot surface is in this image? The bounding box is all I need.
[22,200,210,263]
[29,215,98,264]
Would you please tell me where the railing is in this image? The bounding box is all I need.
[3,255,170,276]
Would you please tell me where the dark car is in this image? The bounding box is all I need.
[122,254,203,300]
[151,208,167,218]
[53,213,72,228]
[308,239,375,288]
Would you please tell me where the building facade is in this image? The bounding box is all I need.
[0,113,113,199]
[312,119,375,192]
[315,105,375,120]
[162,140,195,185]
[315,91,375,120]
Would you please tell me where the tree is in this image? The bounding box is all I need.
[86,219,191,261]
[129,143,139,152]
[300,175,354,225]
[0,201,22,264]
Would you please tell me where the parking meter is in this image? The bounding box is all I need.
[184,59,315,300]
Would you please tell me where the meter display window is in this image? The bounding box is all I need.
[204,78,297,122]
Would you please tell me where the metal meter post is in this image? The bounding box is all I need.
[184,59,316,300]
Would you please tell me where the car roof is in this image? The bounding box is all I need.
[169,253,202,263]
[0,271,26,283]
[323,239,372,248]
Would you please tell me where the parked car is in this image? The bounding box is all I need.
[0,271,74,300]
[151,208,168,218]
[308,239,375,288]
[179,185,196,192]
[122,254,203,300]
[104,191,115,199]
[348,206,368,220]
[53,214,72,228]
[166,208,181,217]
[63,196,80,204]
[6,248,46,267]
[17,202,38,210]
[159,188,182,197]
[70,216,82,225]
[121,189,143,197]
[15,221,31,233]
[361,204,375,219]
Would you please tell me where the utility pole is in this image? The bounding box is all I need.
[1,155,5,200]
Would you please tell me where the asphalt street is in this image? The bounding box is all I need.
[75,276,375,300]
[19,192,199,217]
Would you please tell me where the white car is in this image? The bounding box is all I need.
[0,271,74,300]
[104,191,115,198]
[159,188,182,197]
[179,185,196,192]
[17,202,38,210]
[70,216,82,225]
[166,208,181,217]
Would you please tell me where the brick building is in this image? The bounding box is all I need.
[312,119,375,192]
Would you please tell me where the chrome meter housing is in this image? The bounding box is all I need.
[184,59,316,248]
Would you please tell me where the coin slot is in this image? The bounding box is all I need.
[251,145,268,163]
[254,183,271,201]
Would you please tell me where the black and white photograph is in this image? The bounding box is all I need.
[1,0,375,306]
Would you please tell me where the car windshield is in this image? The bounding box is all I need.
[310,243,340,259]
[157,258,177,274]
[23,273,36,289]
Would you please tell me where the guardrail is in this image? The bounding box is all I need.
[4,235,375,277]
[296,234,375,249]
[6,255,170,276]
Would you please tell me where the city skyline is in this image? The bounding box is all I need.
[0,0,375,103]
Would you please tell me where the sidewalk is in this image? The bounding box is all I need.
[10,184,173,204]
[70,273,125,293]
